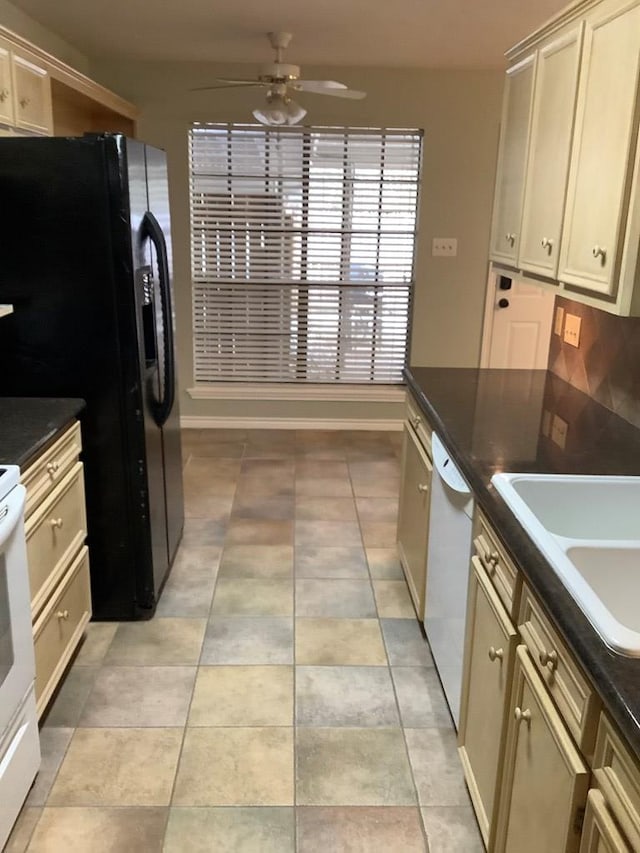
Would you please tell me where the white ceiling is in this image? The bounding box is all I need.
[10,0,569,68]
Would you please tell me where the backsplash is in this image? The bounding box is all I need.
[548,295,640,429]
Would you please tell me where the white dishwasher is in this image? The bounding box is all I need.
[424,432,474,730]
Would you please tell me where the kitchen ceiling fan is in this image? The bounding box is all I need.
[192,31,366,126]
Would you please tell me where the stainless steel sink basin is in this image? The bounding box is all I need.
[492,473,640,656]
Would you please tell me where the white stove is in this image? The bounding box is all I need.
[0,465,40,849]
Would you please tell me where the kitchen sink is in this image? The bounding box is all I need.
[492,473,640,656]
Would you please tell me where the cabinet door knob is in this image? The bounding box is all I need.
[539,649,558,670]
[417,483,429,493]
[505,232,516,246]
[56,609,70,620]
[514,706,532,725]
[484,550,499,567]
[47,461,60,475]
[0,88,9,102]
[50,517,64,529]
[541,237,554,253]
[592,245,607,263]
[412,415,421,428]
[19,97,30,108]
[488,646,504,662]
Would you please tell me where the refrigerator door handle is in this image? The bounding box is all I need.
[140,211,175,428]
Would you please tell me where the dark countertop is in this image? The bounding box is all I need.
[405,366,640,757]
[0,397,85,468]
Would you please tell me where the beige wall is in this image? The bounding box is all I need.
[91,59,504,423]
[0,0,89,72]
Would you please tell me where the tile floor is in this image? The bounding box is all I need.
[8,429,483,852]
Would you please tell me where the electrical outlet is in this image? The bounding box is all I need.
[563,313,582,347]
[554,306,564,336]
[432,238,458,257]
[551,414,569,449]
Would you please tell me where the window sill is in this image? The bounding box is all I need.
[187,383,406,403]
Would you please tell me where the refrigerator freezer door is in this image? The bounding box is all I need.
[144,143,184,568]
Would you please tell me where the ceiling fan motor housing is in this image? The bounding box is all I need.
[259,62,300,82]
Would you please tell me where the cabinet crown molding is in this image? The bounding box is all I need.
[506,0,601,61]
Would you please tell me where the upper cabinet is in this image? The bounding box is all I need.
[489,54,537,265]
[0,40,15,126]
[0,26,137,139]
[489,0,640,316]
[11,51,53,134]
[518,24,583,278]
[0,36,51,134]
[558,0,640,303]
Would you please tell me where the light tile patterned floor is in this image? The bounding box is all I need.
[8,429,483,852]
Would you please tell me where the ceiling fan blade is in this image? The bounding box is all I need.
[190,81,265,92]
[292,80,366,99]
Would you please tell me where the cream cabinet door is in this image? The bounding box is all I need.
[397,423,431,620]
[0,40,14,126]
[458,556,518,847]
[558,0,640,297]
[579,790,630,853]
[518,25,583,278]
[489,53,537,265]
[11,52,52,134]
[495,646,590,853]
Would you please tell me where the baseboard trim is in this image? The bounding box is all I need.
[180,416,403,431]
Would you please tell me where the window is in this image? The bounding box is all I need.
[189,123,422,384]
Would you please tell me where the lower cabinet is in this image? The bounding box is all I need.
[22,420,91,717]
[495,645,590,852]
[458,510,639,852]
[397,420,432,619]
[579,790,630,852]
[458,556,518,846]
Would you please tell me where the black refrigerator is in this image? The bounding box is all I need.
[0,134,184,619]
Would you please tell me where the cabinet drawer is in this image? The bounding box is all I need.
[580,789,631,853]
[518,585,601,756]
[22,421,82,517]
[473,510,521,618]
[406,393,432,458]
[33,546,91,718]
[25,461,86,619]
[593,713,640,851]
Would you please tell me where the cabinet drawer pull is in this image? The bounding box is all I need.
[50,517,64,529]
[417,483,429,493]
[0,87,9,102]
[47,461,60,475]
[484,549,499,568]
[19,97,30,108]
[539,649,558,670]
[514,706,531,725]
[505,232,516,246]
[56,609,70,621]
[592,245,607,263]
[541,237,554,253]
[488,646,504,662]
[411,415,421,428]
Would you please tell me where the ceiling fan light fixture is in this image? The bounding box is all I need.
[253,92,307,126]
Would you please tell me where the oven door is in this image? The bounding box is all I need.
[0,484,34,741]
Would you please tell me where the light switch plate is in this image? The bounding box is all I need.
[563,313,581,347]
[432,238,458,257]
[541,409,552,437]
[551,414,568,449]
[554,306,564,336]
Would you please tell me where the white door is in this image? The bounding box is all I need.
[480,272,555,369]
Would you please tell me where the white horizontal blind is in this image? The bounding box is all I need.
[189,123,422,383]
